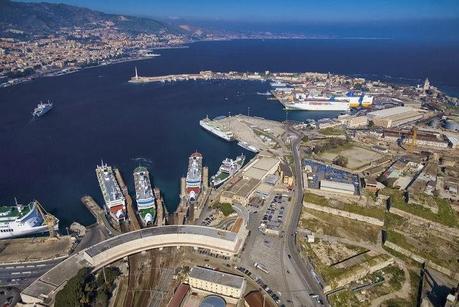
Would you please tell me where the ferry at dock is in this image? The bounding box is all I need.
[283,92,373,111]
[211,154,245,187]
[0,200,58,239]
[95,162,126,223]
[133,166,156,226]
[186,152,203,201]
[199,116,234,141]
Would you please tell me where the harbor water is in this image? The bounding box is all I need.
[0,39,458,227]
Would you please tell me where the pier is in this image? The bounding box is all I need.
[114,168,141,231]
[81,195,120,235]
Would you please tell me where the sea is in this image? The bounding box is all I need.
[1,39,458,227]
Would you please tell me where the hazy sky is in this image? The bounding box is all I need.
[21,0,459,21]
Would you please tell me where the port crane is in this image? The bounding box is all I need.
[34,200,58,237]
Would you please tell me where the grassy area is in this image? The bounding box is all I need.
[303,192,385,220]
[303,192,328,206]
[214,203,235,216]
[329,289,360,306]
[302,209,381,243]
[384,188,458,228]
[386,230,416,252]
[320,127,345,136]
[385,270,420,307]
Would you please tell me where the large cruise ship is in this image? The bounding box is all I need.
[133,166,156,226]
[284,93,374,111]
[199,116,234,141]
[211,154,245,187]
[95,162,126,222]
[186,152,203,201]
[0,200,58,239]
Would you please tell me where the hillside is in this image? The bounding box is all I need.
[0,0,178,37]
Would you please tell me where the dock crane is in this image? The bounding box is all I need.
[35,200,59,237]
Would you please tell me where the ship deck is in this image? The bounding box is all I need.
[133,168,154,201]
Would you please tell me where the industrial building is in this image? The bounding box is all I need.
[383,129,449,149]
[367,106,423,128]
[319,180,356,195]
[188,266,246,300]
[220,154,280,205]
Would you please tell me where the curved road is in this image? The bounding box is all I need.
[284,125,327,306]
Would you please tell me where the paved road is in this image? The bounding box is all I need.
[0,259,63,290]
[285,125,327,306]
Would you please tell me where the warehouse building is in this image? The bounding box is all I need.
[188,266,246,300]
[367,106,423,128]
[320,179,356,195]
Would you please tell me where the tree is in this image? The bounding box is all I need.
[333,155,348,167]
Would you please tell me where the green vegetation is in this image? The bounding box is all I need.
[384,188,458,228]
[303,192,385,220]
[385,270,420,307]
[333,154,348,167]
[312,138,351,154]
[214,203,235,216]
[329,289,360,306]
[319,127,345,136]
[55,267,121,307]
[303,192,328,206]
[386,230,415,252]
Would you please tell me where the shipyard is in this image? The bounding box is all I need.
[2,69,459,307]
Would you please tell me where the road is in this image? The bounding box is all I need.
[284,124,327,306]
[0,259,63,290]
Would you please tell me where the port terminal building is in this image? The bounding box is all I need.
[188,266,246,303]
[367,106,424,128]
[219,153,280,206]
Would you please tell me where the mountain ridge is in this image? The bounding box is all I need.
[0,0,180,37]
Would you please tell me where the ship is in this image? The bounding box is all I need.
[186,152,203,201]
[270,81,288,87]
[133,166,156,226]
[32,101,53,118]
[199,116,234,141]
[211,154,245,187]
[283,93,373,111]
[95,162,126,223]
[0,200,59,239]
[237,141,259,153]
[256,91,272,96]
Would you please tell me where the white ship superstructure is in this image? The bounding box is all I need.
[0,201,58,239]
[96,162,126,222]
[200,116,234,141]
[186,152,203,201]
[284,93,373,111]
[133,166,156,226]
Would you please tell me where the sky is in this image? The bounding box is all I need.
[21,0,459,22]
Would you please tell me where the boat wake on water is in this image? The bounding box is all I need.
[131,157,153,165]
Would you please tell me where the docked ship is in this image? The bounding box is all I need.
[133,166,156,226]
[237,141,259,153]
[95,162,126,223]
[270,81,288,87]
[0,200,59,239]
[186,152,203,201]
[32,101,53,118]
[283,93,373,111]
[211,154,245,187]
[200,116,234,141]
[257,91,272,96]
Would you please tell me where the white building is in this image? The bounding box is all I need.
[188,266,246,300]
[320,180,355,195]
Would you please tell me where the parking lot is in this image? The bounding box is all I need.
[304,159,361,194]
[259,192,290,236]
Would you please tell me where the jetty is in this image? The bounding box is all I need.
[114,168,141,231]
[81,195,120,235]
